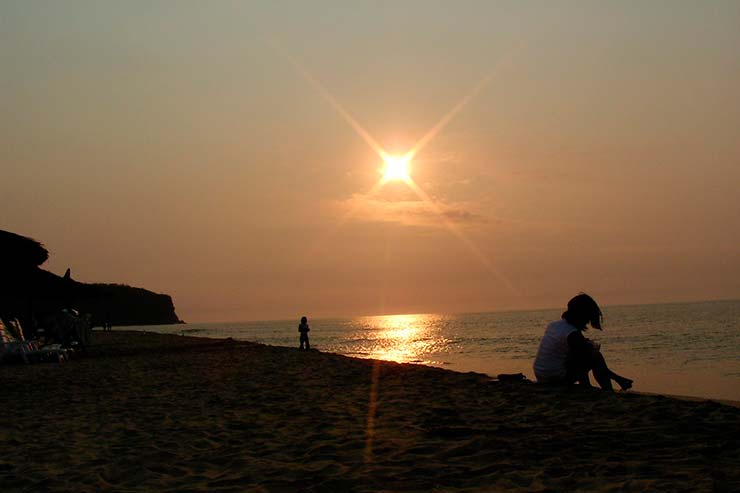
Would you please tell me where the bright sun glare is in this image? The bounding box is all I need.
[381,153,412,183]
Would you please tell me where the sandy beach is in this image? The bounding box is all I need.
[2,331,739,492]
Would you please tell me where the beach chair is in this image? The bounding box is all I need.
[1,318,34,363]
[0,318,68,364]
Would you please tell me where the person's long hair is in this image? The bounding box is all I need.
[562,293,602,330]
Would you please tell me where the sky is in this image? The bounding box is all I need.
[2,1,739,322]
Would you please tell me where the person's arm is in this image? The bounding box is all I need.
[567,330,593,359]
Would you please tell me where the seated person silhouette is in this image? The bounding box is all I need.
[533,293,633,391]
[298,316,310,350]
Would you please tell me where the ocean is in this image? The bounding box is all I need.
[129,300,740,402]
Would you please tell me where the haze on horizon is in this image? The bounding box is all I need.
[3,1,739,322]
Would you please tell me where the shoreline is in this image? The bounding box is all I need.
[156,330,740,408]
[3,330,739,491]
[123,325,740,405]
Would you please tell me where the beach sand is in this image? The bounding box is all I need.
[2,331,739,492]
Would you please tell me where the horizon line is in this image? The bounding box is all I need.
[148,296,740,326]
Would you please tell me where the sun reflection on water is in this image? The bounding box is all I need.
[352,313,449,365]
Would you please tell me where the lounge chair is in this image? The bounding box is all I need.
[0,318,68,364]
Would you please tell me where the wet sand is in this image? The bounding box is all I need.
[2,330,739,492]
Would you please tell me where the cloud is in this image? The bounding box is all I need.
[335,193,486,228]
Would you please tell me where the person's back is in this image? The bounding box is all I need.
[533,319,578,383]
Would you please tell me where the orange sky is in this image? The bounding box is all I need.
[3,2,739,321]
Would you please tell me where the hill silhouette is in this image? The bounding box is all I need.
[1,230,182,329]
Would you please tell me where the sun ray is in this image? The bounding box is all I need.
[406,45,524,161]
[407,73,494,161]
[290,60,388,162]
[364,359,381,463]
[304,178,386,259]
[404,178,520,296]
[276,38,525,299]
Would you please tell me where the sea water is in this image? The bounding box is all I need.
[130,300,740,402]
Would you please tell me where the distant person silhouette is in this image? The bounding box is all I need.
[533,293,633,391]
[298,316,310,350]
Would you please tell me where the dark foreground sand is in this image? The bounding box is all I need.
[2,331,739,492]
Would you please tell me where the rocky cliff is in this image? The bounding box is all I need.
[76,283,182,326]
[1,230,182,328]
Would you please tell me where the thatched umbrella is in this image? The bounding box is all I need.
[0,230,49,270]
[0,231,71,333]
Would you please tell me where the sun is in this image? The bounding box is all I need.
[381,153,412,183]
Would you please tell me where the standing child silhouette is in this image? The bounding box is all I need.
[298,316,310,350]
